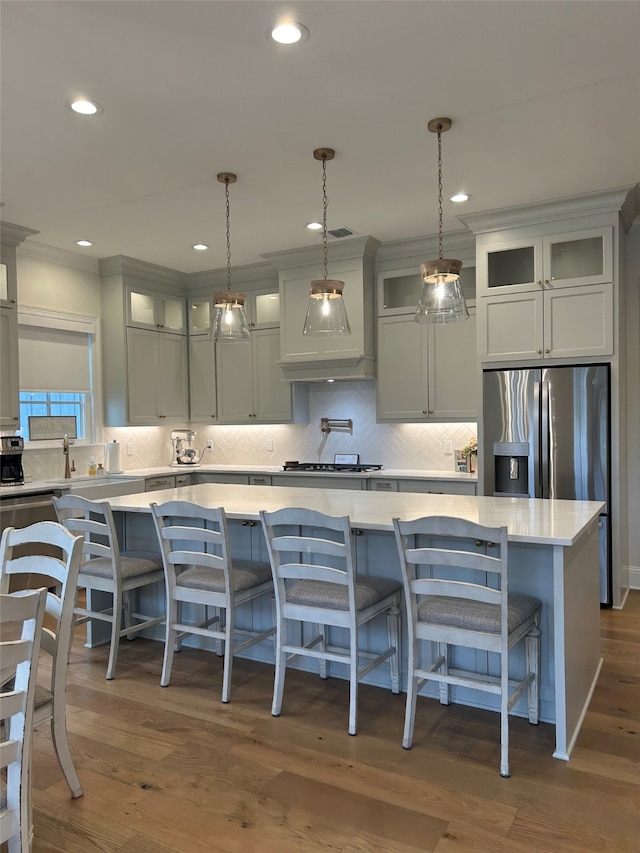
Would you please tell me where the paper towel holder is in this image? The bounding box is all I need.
[104,440,123,474]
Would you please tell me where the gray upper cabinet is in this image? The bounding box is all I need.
[100,257,189,426]
[0,223,39,428]
[375,265,477,422]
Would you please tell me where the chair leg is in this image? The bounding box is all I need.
[348,629,358,735]
[526,618,541,725]
[317,623,328,679]
[438,642,450,705]
[271,619,287,718]
[386,603,401,694]
[105,590,123,681]
[403,641,419,749]
[221,607,233,704]
[214,606,224,656]
[500,649,511,778]
[50,711,83,798]
[161,598,178,687]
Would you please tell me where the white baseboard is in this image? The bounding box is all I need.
[629,565,640,590]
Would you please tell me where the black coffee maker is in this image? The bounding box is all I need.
[0,436,25,485]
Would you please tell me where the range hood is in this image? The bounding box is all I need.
[264,236,379,382]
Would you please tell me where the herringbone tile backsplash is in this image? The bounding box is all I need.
[23,382,476,480]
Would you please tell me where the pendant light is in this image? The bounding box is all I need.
[302,148,351,336]
[211,172,250,343]
[415,118,469,325]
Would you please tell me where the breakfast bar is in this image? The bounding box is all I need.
[106,482,604,762]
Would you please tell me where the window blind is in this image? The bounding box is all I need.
[19,325,91,392]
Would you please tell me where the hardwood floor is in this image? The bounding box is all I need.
[26,592,640,853]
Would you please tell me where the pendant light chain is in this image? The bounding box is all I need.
[437,125,444,261]
[321,155,329,280]
[224,177,232,292]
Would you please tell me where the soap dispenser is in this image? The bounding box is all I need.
[88,457,97,476]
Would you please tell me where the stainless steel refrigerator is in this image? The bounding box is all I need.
[482,365,611,605]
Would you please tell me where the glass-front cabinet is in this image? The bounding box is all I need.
[127,286,186,334]
[377,265,476,315]
[477,226,612,297]
[188,289,279,335]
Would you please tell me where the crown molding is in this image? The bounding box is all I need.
[0,220,40,248]
[458,185,637,235]
[186,260,276,293]
[262,235,380,271]
[375,229,475,264]
[98,255,187,288]
[17,239,100,273]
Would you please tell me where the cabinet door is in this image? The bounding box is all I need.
[0,305,20,427]
[127,287,158,330]
[480,292,544,362]
[159,295,186,334]
[543,227,612,289]
[127,327,160,423]
[157,333,189,420]
[376,316,428,420]
[189,298,212,335]
[251,290,280,329]
[216,338,253,423]
[543,283,613,359]
[252,329,292,422]
[428,305,477,419]
[189,336,217,423]
[0,260,17,307]
[477,237,543,296]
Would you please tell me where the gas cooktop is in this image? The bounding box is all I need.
[282,462,383,473]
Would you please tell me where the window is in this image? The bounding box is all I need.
[17,307,102,444]
[19,392,89,440]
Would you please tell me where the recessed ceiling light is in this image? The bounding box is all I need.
[450,192,471,203]
[306,221,323,231]
[74,239,93,247]
[269,21,309,45]
[193,243,208,251]
[65,98,104,116]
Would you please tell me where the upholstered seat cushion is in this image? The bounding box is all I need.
[418,592,541,634]
[287,575,401,612]
[79,550,163,580]
[176,559,272,594]
[34,682,52,710]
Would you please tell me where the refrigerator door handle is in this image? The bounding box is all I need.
[533,379,542,498]
[541,379,550,498]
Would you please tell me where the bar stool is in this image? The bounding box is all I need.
[392,515,541,777]
[260,507,402,736]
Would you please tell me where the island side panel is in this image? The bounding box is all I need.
[552,522,602,760]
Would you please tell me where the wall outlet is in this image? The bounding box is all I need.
[267,439,274,452]
[444,440,453,455]
[127,442,134,456]
[206,440,214,449]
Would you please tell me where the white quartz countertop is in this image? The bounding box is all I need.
[123,464,478,482]
[106,481,603,547]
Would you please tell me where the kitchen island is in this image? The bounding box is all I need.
[107,482,603,762]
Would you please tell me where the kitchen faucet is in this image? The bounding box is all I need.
[62,434,71,478]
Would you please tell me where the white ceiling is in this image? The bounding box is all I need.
[1,0,639,274]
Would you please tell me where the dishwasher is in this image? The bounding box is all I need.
[0,490,60,589]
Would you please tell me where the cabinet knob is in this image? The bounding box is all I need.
[475,540,483,547]
[537,280,543,287]
[9,298,16,304]
[487,541,495,548]
[350,529,362,536]
[544,348,550,354]
[242,520,248,526]
[537,349,542,354]
[428,410,433,414]
[422,410,428,415]
[544,279,550,286]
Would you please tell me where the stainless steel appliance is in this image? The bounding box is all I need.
[483,365,611,604]
[282,461,383,473]
[0,435,25,485]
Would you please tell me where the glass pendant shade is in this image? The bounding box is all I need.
[303,280,351,336]
[211,291,250,342]
[415,259,469,325]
